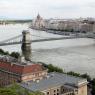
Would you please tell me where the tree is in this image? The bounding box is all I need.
[67,71,80,77]
[0,49,5,55]
[4,51,9,55]
[80,73,91,81]
[10,52,20,59]
[0,88,17,95]
[91,79,95,95]
[0,83,43,95]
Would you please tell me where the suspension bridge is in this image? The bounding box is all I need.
[0,31,92,46]
[0,30,94,61]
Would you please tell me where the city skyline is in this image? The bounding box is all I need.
[0,0,95,19]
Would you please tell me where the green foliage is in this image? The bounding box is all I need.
[9,83,26,95]
[0,48,20,59]
[80,73,91,81]
[41,62,90,81]
[91,79,95,95]
[41,63,63,73]
[47,64,63,73]
[67,72,91,81]
[10,52,20,59]
[92,79,95,85]
[67,71,80,77]
[0,49,4,54]
[0,49,9,55]
[0,88,17,95]
[0,84,43,95]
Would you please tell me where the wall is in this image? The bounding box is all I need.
[21,70,47,82]
[78,85,87,95]
[0,70,21,87]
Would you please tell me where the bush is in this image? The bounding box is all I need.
[0,84,43,95]
[0,88,17,95]
[0,48,20,59]
[67,71,80,77]
[80,73,91,81]
[40,63,63,73]
[10,52,20,59]
[0,49,5,55]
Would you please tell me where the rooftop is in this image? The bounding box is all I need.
[21,72,87,91]
[0,55,37,66]
[0,55,46,75]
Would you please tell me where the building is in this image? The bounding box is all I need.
[21,72,88,95]
[0,55,47,87]
[31,14,45,30]
[30,14,95,33]
[0,55,88,95]
[93,23,95,32]
[80,23,93,33]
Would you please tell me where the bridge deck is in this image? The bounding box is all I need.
[0,36,87,46]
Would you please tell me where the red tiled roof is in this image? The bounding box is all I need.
[0,60,44,75]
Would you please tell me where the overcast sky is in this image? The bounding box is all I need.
[0,0,95,19]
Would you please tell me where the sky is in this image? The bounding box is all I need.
[0,0,95,19]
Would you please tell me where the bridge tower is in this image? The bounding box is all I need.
[21,30,32,61]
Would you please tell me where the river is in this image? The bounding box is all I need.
[0,24,95,78]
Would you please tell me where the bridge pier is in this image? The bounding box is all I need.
[21,30,32,61]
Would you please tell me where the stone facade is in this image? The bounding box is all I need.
[42,83,87,95]
[42,86,75,95]
[77,83,87,95]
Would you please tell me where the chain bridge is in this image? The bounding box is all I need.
[0,30,94,61]
[0,31,91,46]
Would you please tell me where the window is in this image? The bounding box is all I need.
[54,90,56,93]
[47,92,49,95]
[75,89,78,92]
[57,89,59,92]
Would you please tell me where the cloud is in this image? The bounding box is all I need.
[0,0,95,19]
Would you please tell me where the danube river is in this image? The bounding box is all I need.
[0,24,95,78]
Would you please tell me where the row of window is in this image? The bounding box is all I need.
[46,88,75,95]
[47,92,59,95]
[65,93,74,95]
[47,89,60,95]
